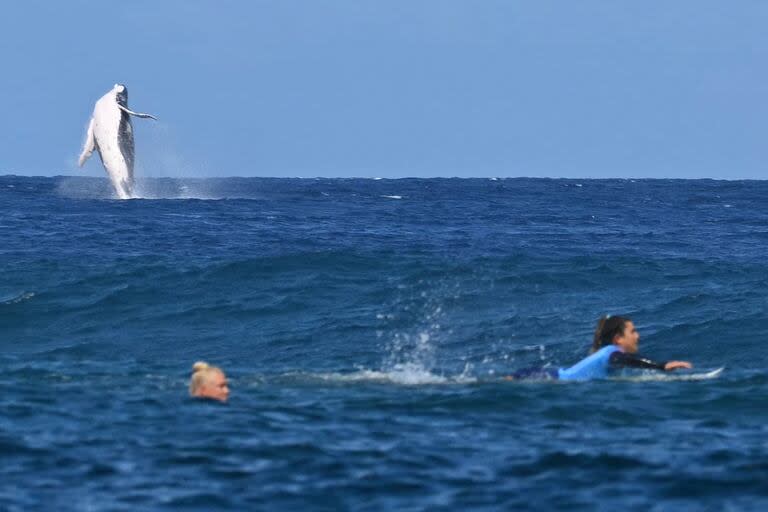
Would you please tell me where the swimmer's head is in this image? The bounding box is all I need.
[591,315,639,353]
[189,361,229,402]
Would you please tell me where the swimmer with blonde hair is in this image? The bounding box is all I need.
[189,361,230,402]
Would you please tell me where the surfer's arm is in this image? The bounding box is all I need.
[609,352,692,371]
[609,351,666,370]
[662,361,693,370]
[78,118,96,167]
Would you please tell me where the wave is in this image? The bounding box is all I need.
[1,291,35,305]
[284,362,476,386]
[241,365,727,387]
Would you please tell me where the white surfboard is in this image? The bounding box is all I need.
[611,367,724,382]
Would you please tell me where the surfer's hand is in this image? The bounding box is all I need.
[664,361,693,371]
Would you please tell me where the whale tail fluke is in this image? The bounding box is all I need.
[78,117,96,167]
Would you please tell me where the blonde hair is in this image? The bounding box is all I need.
[189,361,223,396]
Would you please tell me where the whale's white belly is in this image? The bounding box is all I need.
[79,84,156,200]
[92,95,134,199]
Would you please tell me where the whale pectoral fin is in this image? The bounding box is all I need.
[118,104,157,120]
[78,118,96,167]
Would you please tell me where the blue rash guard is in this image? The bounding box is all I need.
[557,345,621,381]
[510,346,668,381]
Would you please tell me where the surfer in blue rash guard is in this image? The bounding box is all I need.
[505,315,693,381]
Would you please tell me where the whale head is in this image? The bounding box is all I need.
[114,83,128,106]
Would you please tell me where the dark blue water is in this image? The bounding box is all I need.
[2,176,767,511]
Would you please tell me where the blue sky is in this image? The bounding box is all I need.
[1,1,766,178]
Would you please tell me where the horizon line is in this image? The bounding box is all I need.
[1,174,767,182]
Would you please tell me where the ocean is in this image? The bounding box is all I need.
[1,175,767,511]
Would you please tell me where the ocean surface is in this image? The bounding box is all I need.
[1,175,767,511]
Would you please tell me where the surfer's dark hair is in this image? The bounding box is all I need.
[590,315,631,353]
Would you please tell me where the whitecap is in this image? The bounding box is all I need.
[281,363,476,386]
[1,291,35,305]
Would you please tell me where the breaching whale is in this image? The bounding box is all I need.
[78,84,156,199]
